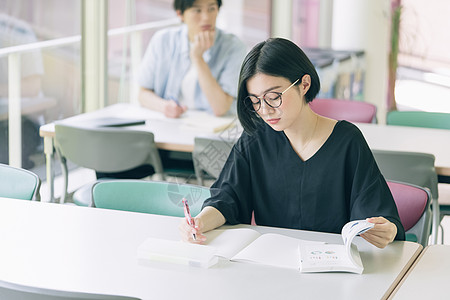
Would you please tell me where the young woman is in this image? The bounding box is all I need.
[180,38,405,248]
[138,0,246,118]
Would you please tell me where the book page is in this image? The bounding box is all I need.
[297,220,373,274]
[341,220,374,246]
[231,233,307,270]
[203,228,261,259]
[299,243,363,274]
[137,237,218,268]
[341,220,374,266]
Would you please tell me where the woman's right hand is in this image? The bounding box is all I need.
[163,100,187,118]
[179,206,226,244]
[179,216,207,244]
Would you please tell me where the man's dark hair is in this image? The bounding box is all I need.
[174,0,222,13]
[237,38,321,133]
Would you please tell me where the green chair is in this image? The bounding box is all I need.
[0,163,40,201]
[92,180,210,217]
[387,110,450,130]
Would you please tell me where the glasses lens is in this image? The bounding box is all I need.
[264,92,282,108]
[245,96,260,112]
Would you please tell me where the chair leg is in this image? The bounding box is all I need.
[149,147,165,181]
[430,198,440,244]
[192,157,204,186]
[196,173,204,186]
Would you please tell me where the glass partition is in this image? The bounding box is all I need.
[0,0,81,172]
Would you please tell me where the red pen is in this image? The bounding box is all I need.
[182,198,196,241]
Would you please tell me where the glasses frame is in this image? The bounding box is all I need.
[246,78,300,112]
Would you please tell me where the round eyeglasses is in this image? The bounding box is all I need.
[245,78,300,112]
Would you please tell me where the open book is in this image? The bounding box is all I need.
[299,220,374,274]
[179,111,236,133]
[146,110,236,133]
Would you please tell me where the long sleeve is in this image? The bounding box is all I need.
[345,128,405,240]
[203,138,254,224]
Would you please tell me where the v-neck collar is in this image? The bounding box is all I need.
[280,120,343,163]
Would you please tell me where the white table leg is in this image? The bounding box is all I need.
[43,135,55,203]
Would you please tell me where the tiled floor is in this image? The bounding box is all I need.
[38,167,450,245]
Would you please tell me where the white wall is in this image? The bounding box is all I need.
[332,0,391,123]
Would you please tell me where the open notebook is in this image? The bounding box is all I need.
[137,221,373,273]
[137,228,321,269]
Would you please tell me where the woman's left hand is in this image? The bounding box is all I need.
[360,217,397,248]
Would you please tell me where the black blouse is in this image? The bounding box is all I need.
[203,120,405,240]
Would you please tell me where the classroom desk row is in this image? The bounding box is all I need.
[0,197,436,300]
[39,103,450,203]
[39,103,239,202]
[389,244,450,300]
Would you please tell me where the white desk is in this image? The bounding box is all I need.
[38,103,217,152]
[39,103,240,202]
[0,198,422,300]
[39,105,450,202]
[40,106,450,175]
[389,245,450,299]
[356,122,450,177]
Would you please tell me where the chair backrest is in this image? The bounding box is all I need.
[387,180,432,247]
[0,163,40,200]
[193,136,236,185]
[54,124,163,174]
[372,150,438,200]
[92,180,210,217]
[0,279,140,300]
[387,110,450,130]
[309,98,377,123]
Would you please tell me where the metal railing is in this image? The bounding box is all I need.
[0,17,180,168]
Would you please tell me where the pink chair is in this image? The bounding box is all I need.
[309,98,377,123]
[387,180,432,247]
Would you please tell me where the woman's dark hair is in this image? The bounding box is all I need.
[237,38,320,134]
[174,0,222,13]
